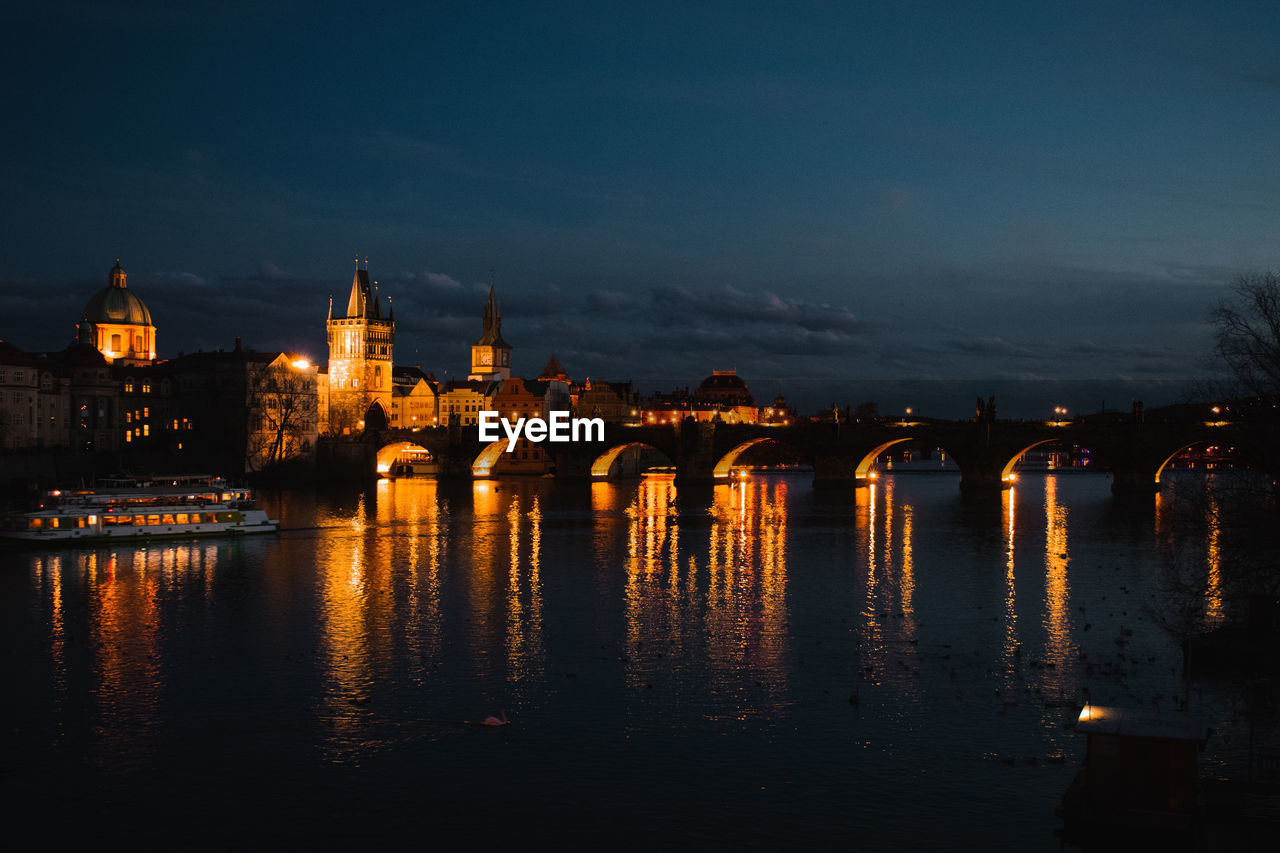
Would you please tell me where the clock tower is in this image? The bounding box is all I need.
[326,261,394,433]
[468,281,512,381]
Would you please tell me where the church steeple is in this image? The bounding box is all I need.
[475,279,510,348]
[109,258,127,289]
[469,274,512,381]
[345,269,372,318]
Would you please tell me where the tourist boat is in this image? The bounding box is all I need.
[0,475,279,544]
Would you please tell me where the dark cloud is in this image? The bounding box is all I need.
[586,289,635,313]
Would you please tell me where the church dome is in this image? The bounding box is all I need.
[695,369,755,406]
[697,370,749,393]
[81,261,153,327]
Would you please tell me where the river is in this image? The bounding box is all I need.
[0,471,1246,850]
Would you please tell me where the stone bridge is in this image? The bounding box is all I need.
[328,411,1236,493]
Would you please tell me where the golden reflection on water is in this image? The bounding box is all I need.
[618,475,791,713]
[623,475,681,667]
[1154,479,1226,628]
[505,494,546,682]
[317,494,375,756]
[1203,487,1224,626]
[856,478,918,692]
[710,478,790,706]
[1039,477,1073,706]
[314,480,458,760]
[1001,488,1019,681]
[30,544,238,767]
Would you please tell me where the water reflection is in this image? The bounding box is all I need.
[1001,488,1019,682]
[505,493,545,683]
[1154,475,1228,630]
[1203,488,1224,626]
[1038,476,1074,712]
[708,478,789,706]
[29,543,227,767]
[616,475,792,715]
[856,479,919,693]
[10,473,1228,849]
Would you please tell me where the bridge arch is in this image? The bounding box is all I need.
[591,442,672,478]
[471,440,507,477]
[998,439,1066,483]
[713,437,785,478]
[1153,439,1235,484]
[854,438,915,481]
[376,441,433,475]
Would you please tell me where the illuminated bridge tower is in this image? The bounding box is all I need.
[326,261,394,433]
[468,280,512,382]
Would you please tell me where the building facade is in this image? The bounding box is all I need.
[326,264,394,434]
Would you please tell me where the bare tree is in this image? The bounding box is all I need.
[246,361,317,471]
[1204,273,1280,481]
[1147,275,1280,644]
[1209,272,1280,400]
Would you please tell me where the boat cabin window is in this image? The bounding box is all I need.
[29,518,44,529]
[176,514,189,524]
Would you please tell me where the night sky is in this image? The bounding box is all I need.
[5,1,1279,408]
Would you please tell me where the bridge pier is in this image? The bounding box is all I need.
[954,455,1016,492]
[1110,468,1160,495]
[813,455,861,489]
[957,472,1014,492]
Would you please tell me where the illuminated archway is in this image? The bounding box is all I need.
[591,442,668,477]
[376,441,433,475]
[471,440,508,477]
[998,439,1062,483]
[712,437,779,478]
[854,438,914,481]
[1153,440,1233,484]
